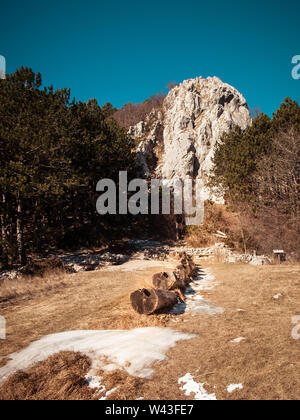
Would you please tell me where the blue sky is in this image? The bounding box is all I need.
[1,0,299,116]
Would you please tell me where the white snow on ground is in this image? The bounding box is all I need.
[227,383,243,393]
[171,269,224,316]
[0,328,195,385]
[178,373,217,401]
[86,375,105,391]
[230,337,246,343]
[86,374,119,399]
[100,387,119,400]
[103,260,174,272]
[193,271,218,291]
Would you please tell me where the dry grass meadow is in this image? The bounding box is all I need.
[0,259,299,400]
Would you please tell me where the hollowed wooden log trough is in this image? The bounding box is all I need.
[130,255,197,315]
[152,271,186,291]
[130,288,179,315]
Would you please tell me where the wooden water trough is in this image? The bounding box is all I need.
[130,288,178,315]
[130,254,196,315]
[152,271,185,290]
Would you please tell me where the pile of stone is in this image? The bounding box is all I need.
[60,252,128,273]
[0,269,19,283]
[248,255,272,266]
[170,243,272,266]
[224,250,271,265]
[128,240,171,261]
[142,247,170,261]
[0,250,131,281]
[170,242,228,258]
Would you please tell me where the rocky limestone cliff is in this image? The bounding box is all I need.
[129,76,252,202]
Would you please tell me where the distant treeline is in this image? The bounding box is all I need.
[112,82,178,128]
[2,68,299,266]
[0,69,179,268]
[113,93,165,128]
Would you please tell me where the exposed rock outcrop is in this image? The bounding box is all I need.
[130,76,252,201]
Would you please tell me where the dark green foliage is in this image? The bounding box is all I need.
[0,68,138,266]
[211,113,272,201]
[210,98,300,255]
[272,97,300,131]
[211,98,300,203]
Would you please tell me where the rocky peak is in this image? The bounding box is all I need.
[129,76,252,201]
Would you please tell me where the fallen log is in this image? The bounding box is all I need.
[188,259,196,275]
[180,257,196,277]
[175,265,190,286]
[152,271,184,291]
[177,260,196,282]
[130,288,178,315]
[179,261,192,278]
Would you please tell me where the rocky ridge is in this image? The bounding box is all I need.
[129,76,252,201]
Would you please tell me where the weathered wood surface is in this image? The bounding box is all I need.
[152,271,185,290]
[130,288,178,315]
[180,257,196,278]
[130,255,197,315]
[174,265,190,286]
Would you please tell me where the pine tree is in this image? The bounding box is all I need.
[0,67,139,267]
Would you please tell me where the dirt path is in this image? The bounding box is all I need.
[0,261,300,400]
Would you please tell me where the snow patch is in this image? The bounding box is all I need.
[0,328,195,385]
[171,269,224,316]
[100,387,119,400]
[86,374,119,400]
[230,337,246,343]
[227,383,243,393]
[193,271,217,291]
[178,373,217,401]
[86,375,105,391]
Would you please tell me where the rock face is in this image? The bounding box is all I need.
[129,76,252,201]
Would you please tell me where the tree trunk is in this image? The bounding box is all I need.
[16,197,26,266]
[130,288,178,315]
[0,193,8,267]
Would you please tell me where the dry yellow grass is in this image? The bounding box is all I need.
[0,269,69,305]
[0,261,299,400]
[0,261,175,360]
[140,263,300,401]
[0,352,98,400]
[104,262,300,401]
